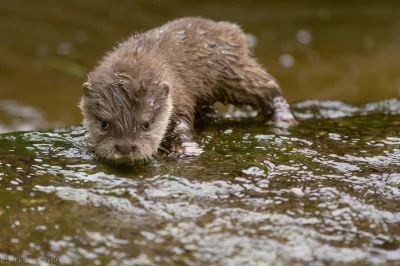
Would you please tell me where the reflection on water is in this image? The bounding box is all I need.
[0,1,399,131]
[0,100,399,265]
[0,100,61,133]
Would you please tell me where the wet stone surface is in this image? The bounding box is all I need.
[0,100,399,265]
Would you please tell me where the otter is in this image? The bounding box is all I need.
[79,17,297,162]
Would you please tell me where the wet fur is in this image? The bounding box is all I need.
[80,17,296,161]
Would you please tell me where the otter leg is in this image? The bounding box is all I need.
[225,62,298,128]
[169,112,203,156]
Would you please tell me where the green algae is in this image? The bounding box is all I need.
[0,100,399,265]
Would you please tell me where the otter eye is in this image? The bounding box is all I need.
[101,121,109,130]
[142,122,149,130]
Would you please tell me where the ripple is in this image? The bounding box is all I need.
[294,98,400,119]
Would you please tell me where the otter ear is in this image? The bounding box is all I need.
[153,82,170,110]
[159,82,170,98]
[82,82,93,97]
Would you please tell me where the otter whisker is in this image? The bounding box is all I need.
[157,146,169,154]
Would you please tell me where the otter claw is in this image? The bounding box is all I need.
[172,141,203,156]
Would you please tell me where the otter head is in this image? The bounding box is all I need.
[79,61,172,162]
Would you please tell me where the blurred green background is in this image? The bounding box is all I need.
[1,0,399,132]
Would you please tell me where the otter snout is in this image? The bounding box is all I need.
[115,141,137,155]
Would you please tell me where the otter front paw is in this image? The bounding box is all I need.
[171,141,203,156]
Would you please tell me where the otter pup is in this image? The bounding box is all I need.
[79,17,297,161]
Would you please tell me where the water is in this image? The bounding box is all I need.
[0,100,399,265]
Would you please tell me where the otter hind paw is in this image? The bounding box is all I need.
[266,97,298,128]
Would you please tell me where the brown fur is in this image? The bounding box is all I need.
[79,17,297,162]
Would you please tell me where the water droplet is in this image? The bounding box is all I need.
[279,54,295,68]
[297,29,312,44]
[57,42,72,56]
[245,33,258,48]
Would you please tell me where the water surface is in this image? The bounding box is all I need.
[0,100,399,265]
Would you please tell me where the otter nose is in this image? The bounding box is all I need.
[115,143,136,155]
